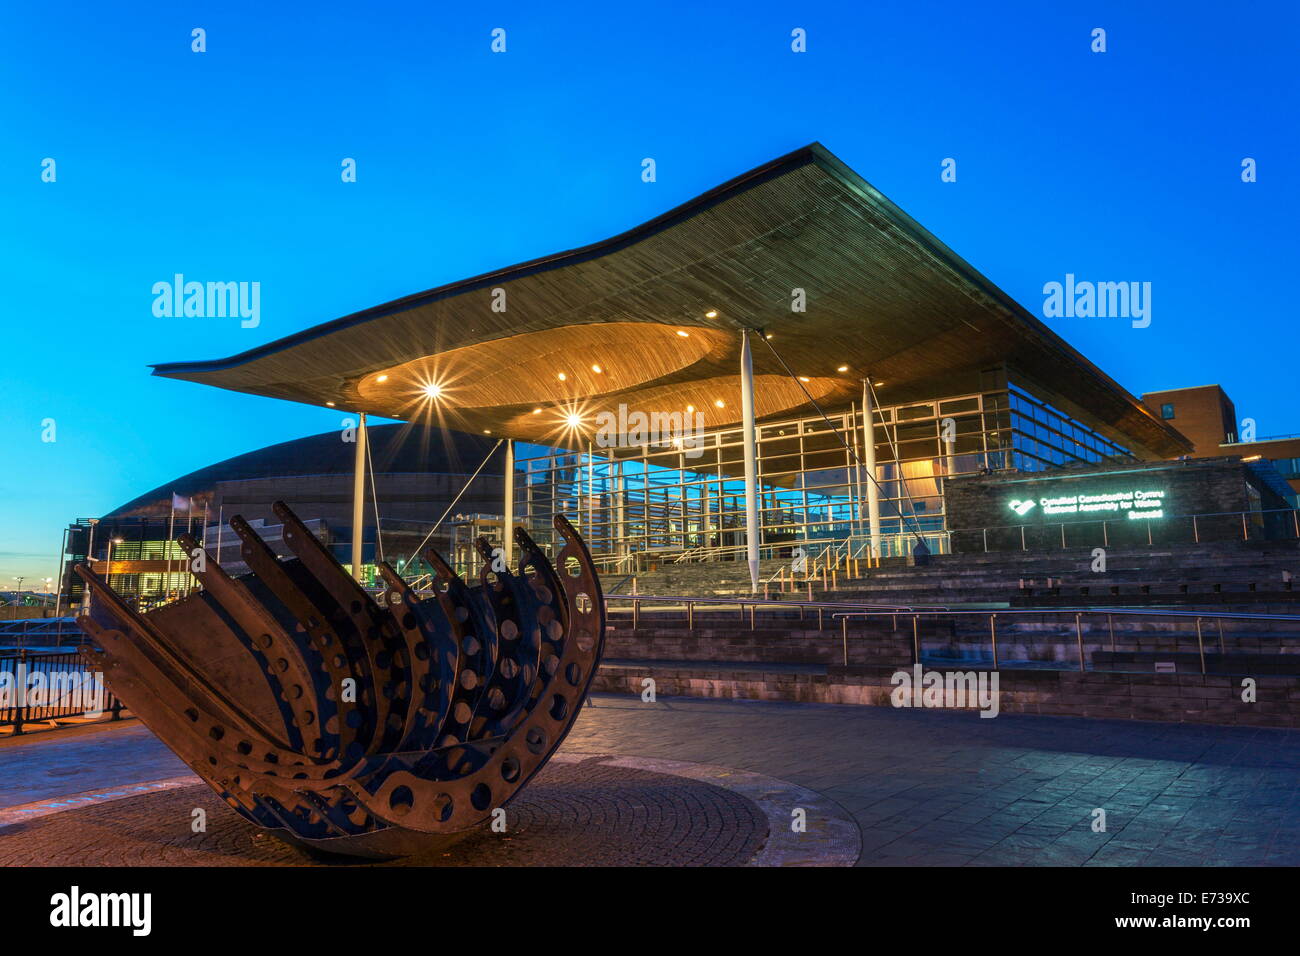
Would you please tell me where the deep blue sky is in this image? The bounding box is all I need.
[1,1,1296,584]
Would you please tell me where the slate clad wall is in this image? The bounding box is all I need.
[945,457,1279,553]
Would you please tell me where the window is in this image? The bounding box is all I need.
[1160,403,1175,420]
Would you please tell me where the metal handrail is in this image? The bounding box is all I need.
[607,593,949,612]
[618,505,1300,568]
[831,607,1300,622]
[604,591,951,633]
[945,506,1300,552]
[0,650,124,734]
[828,605,1300,673]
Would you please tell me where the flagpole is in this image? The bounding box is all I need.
[166,496,176,603]
[195,500,207,594]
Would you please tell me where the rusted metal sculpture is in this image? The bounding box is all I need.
[74,501,605,858]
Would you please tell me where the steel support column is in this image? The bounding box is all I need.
[503,439,515,565]
[740,330,760,592]
[861,380,882,557]
[350,411,368,582]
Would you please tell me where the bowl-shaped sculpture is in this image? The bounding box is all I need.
[74,501,605,858]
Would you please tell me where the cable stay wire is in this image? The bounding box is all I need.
[748,326,928,549]
[402,439,505,570]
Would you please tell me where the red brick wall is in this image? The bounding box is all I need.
[1140,385,1235,456]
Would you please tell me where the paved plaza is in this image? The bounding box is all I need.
[1,696,1297,866]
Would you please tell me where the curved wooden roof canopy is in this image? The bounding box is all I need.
[152,143,1191,459]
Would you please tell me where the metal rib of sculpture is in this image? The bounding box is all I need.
[73,501,605,858]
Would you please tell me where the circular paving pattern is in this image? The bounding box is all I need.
[0,754,859,867]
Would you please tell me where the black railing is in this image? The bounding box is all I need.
[0,617,83,647]
[0,650,122,735]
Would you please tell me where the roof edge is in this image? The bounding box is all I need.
[151,143,830,378]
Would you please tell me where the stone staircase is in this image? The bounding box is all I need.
[594,540,1300,726]
[620,539,1300,611]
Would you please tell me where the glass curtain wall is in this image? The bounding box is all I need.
[510,386,1133,567]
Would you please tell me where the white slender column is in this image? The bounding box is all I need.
[503,439,515,565]
[615,461,626,558]
[83,518,99,613]
[587,441,595,546]
[740,331,760,593]
[862,380,882,557]
[350,412,368,582]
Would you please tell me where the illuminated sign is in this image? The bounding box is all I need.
[1007,487,1167,521]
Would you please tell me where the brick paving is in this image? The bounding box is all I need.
[1,696,1298,866]
[564,696,1300,866]
[0,756,769,866]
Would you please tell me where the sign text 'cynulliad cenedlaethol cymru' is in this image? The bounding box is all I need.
[1007,488,1167,521]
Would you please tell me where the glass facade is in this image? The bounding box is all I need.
[1270,457,1300,480]
[65,383,1139,591]
[1005,385,1133,472]
[63,517,200,609]
[504,382,1134,572]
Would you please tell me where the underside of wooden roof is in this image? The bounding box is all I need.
[152,143,1191,459]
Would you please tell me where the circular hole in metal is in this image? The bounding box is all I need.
[433,793,454,822]
[501,754,521,782]
[575,592,592,614]
[388,786,414,816]
[525,726,547,755]
[549,694,568,721]
[470,783,492,811]
[564,556,582,577]
[565,662,582,686]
